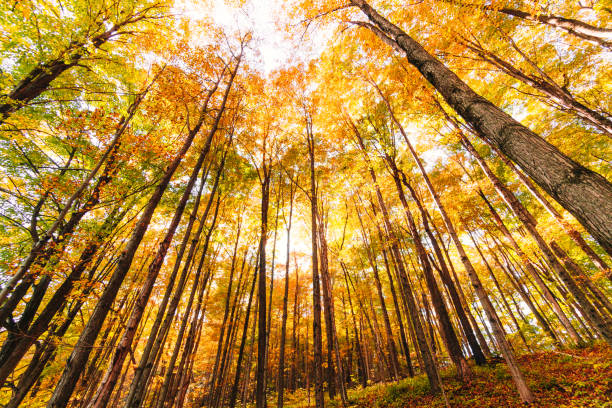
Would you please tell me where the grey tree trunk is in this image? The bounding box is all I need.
[350,0,612,256]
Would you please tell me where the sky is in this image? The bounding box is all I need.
[175,0,327,75]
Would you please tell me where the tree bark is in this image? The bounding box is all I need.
[255,164,271,408]
[349,122,441,392]
[485,139,611,268]
[400,175,487,365]
[307,114,325,408]
[364,75,532,400]
[461,135,612,344]
[277,179,295,408]
[351,0,612,256]
[229,262,259,408]
[45,63,234,408]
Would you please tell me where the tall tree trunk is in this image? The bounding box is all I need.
[208,221,246,407]
[467,230,531,351]
[486,240,561,344]
[306,115,325,408]
[341,263,368,388]
[379,239,414,375]
[263,177,282,401]
[477,189,585,345]
[461,135,612,345]
[87,124,225,408]
[44,62,237,408]
[549,241,612,316]
[318,216,348,404]
[355,206,401,380]
[229,262,258,408]
[126,154,225,408]
[349,121,441,393]
[124,158,214,407]
[291,258,300,392]
[255,165,271,408]
[400,174,487,365]
[351,0,612,256]
[363,81,532,400]
[385,155,473,381]
[277,178,295,408]
[484,139,611,268]
[0,204,127,384]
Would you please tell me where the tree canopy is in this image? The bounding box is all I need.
[0,0,610,407]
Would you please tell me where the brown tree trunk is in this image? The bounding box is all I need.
[380,243,414,375]
[495,4,612,47]
[401,176,487,365]
[384,156,472,381]
[461,135,612,345]
[87,119,225,408]
[255,164,271,408]
[291,258,300,392]
[125,155,224,408]
[364,78,532,400]
[351,0,612,257]
[485,140,611,269]
[306,115,325,408]
[486,239,561,344]
[318,215,348,404]
[46,81,218,408]
[0,205,127,385]
[341,262,368,388]
[549,241,612,316]
[277,180,294,408]
[355,207,401,379]
[229,263,258,408]
[349,122,441,393]
[468,230,531,351]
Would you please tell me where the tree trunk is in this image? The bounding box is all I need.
[0,205,127,384]
[351,0,612,256]
[364,88,532,399]
[384,155,473,380]
[318,215,348,404]
[495,5,612,47]
[44,61,238,408]
[87,123,223,408]
[355,206,401,379]
[229,263,258,408]
[363,79,532,398]
[477,189,585,345]
[124,157,218,408]
[277,179,295,408]
[349,122,441,393]
[307,116,325,408]
[485,140,611,269]
[461,135,612,345]
[401,175,487,365]
[255,165,271,408]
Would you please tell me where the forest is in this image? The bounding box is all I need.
[0,0,611,407]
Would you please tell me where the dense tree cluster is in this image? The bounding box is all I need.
[0,0,610,407]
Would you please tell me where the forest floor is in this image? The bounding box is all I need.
[280,344,612,407]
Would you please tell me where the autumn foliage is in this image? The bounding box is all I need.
[0,0,610,407]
